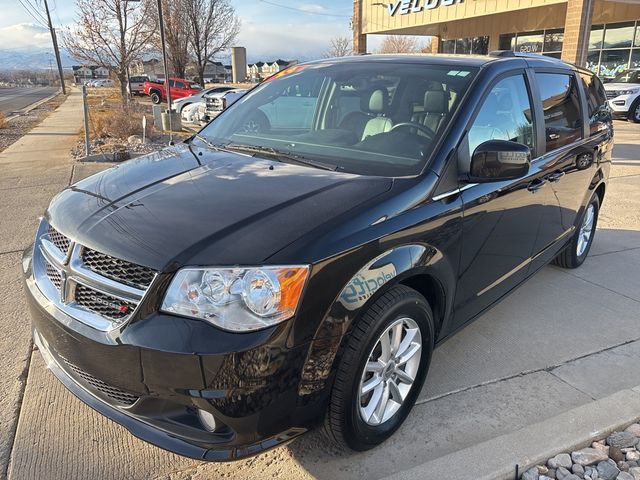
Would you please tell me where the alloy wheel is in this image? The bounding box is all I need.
[576,203,595,257]
[358,317,422,426]
[635,103,640,122]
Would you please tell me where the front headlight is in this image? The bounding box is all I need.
[618,89,639,96]
[161,266,309,332]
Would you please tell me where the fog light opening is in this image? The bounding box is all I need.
[198,409,217,432]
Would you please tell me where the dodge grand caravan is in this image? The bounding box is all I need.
[23,53,613,460]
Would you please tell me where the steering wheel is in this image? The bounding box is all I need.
[391,122,436,140]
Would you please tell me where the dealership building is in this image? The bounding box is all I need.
[353,0,640,77]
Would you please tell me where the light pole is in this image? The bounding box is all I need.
[43,0,66,94]
[156,0,173,138]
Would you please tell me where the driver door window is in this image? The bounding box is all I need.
[467,74,535,160]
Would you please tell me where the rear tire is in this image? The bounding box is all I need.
[628,98,640,123]
[552,193,600,269]
[324,285,434,451]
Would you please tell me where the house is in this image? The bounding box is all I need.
[246,60,298,80]
[247,61,265,81]
[72,65,110,84]
[263,59,292,76]
[130,58,165,79]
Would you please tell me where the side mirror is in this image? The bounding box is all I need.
[466,140,531,183]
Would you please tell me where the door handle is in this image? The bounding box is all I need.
[527,178,546,193]
[547,170,565,182]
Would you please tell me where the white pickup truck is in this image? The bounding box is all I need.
[603,68,640,123]
[200,89,248,123]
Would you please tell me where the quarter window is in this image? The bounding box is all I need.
[468,75,535,157]
[535,73,583,150]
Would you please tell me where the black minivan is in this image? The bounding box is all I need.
[24,52,612,460]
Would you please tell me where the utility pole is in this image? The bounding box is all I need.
[43,0,66,94]
[157,0,173,138]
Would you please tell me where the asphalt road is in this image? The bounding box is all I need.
[0,87,58,116]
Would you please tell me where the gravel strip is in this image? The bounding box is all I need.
[0,94,66,153]
[522,424,640,480]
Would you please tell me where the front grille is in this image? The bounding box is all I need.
[47,226,70,255]
[45,260,63,290]
[75,284,136,321]
[82,248,156,289]
[62,358,140,406]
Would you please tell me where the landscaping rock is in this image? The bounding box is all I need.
[627,452,640,462]
[629,466,640,480]
[574,448,611,466]
[609,433,638,449]
[625,425,640,437]
[598,459,621,480]
[523,466,540,480]
[618,473,634,480]
[558,467,572,479]
[550,454,574,470]
[612,447,626,463]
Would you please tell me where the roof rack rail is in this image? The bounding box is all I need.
[489,50,515,57]
[489,50,565,62]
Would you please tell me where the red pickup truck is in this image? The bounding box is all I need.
[143,77,202,104]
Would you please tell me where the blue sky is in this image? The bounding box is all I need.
[0,0,357,62]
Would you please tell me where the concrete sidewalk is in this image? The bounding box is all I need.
[0,89,84,480]
[1,95,640,480]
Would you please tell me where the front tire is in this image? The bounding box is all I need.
[324,285,434,451]
[553,193,600,269]
[150,91,161,104]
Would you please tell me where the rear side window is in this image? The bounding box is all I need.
[535,73,582,150]
[580,73,609,136]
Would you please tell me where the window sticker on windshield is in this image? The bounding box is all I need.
[447,70,471,77]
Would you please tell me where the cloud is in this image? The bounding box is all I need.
[0,23,52,50]
[298,4,328,13]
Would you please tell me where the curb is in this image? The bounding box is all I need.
[385,386,640,480]
[6,89,62,122]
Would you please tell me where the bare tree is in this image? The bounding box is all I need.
[63,0,156,105]
[183,0,240,87]
[322,36,352,58]
[147,0,190,78]
[377,35,423,54]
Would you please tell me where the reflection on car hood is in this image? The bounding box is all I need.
[47,144,392,271]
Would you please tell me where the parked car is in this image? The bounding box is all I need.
[603,68,640,123]
[172,86,236,114]
[127,75,149,96]
[201,88,248,122]
[143,77,202,104]
[180,101,202,124]
[24,53,612,461]
[93,79,114,88]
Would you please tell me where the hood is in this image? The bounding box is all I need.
[603,82,640,91]
[47,144,392,271]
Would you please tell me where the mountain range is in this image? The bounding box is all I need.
[0,47,76,71]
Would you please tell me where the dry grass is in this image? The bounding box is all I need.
[0,112,6,129]
[85,89,155,140]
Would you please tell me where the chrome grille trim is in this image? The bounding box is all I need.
[81,248,156,289]
[32,219,156,331]
[47,225,71,255]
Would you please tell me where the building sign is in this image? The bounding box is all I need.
[387,0,464,16]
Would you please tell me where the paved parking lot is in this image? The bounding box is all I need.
[1,91,640,480]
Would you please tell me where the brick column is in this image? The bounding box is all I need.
[353,0,367,54]
[431,35,440,54]
[561,0,595,66]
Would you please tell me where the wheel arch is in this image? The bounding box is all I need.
[296,243,454,404]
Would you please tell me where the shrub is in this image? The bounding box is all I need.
[90,103,154,140]
[0,112,6,129]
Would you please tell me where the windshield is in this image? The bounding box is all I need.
[611,70,640,84]
[197,61,478,176]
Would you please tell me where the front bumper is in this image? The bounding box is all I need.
[607,94,637,117]
[23,248,312,461]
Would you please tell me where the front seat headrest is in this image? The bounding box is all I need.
[424,90,448,114]
[362,88,389,114]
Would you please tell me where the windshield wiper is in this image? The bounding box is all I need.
[222,143,338,171]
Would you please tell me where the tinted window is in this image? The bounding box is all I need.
[535,73,582,150]
[580,73,609,136]
[174,81,185,89]
[468,75,535,157]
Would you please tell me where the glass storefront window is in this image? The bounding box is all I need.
[599,49,631,78]
[589,25,605,50]
[442,40,455,54]
[635,25,640,47]
[456,38,472,54]
[499,33,516,51]
[603,22,635,49]
[586,50,601,74]
[472,36,489,55]
[516,31,544,54]
[631,50,640,69]
[544,29,564,53]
